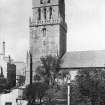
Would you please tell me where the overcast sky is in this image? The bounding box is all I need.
[0,0,105,61]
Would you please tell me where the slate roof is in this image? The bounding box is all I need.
[61,50,105,68]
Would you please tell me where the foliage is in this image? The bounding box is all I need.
[44,85,67,105]
[0,77,12,93]
[34,74,41,82]
[23,82,48,105]
[36,55,61,86]
[17,75,25,86]
[76,69,105,105]
[0,77,7,92]
[57,70,70,84]
[34,55,70,105]
[58,70,69,79]
[70,81,91,105]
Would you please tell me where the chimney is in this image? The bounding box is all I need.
[2,41,5,56]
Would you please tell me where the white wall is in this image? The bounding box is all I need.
[0,89,27,105]
[0,55,7,78]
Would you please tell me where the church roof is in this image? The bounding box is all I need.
[61,50,105,68]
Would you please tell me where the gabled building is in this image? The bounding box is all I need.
[61,50,105,79]
[26,0,105,85]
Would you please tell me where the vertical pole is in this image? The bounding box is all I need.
[67,73,71,105]
[30,52,32,85]
[68,83,70,105]
[3,41,5,56]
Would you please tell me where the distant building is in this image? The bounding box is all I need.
[7,63,16,88]
[0,42,16,91]
[0,42,14,78]
[14,62,26,86]
[0,42,26,105]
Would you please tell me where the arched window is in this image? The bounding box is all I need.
[47,0,50,3]
[40,0,43,4]
[43,40,46,46]
[44,7,46,20]
[38,8,41,20]
[42,28,46,37]
[49,7,52,19]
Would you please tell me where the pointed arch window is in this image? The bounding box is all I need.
[40,0,43,4]
[40,0,50,4]
[49,7,52,19]
[38,8,41,20]
[47,0,50,3]
[44,7,46,20]
[43,40,47,46]
[42,28,46,37]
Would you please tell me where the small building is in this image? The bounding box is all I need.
[7,63,16,88]
[0,42,14,78]
[14,62,26,86]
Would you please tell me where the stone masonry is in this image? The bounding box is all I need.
[26,0,67,84]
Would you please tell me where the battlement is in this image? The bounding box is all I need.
[29,18,60,27]
[29,17,67,32]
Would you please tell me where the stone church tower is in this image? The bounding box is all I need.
[26,0,67,84]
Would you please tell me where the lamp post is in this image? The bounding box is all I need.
[67,74,71,105]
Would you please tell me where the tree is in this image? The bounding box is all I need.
[34,74,41,82]
[36,55,61,86]
[70,81,91,105]
[17,75,25,86]
[0,77,7,92]
[23,82,48,105]
[57,70,70,84]
[44,84,67,105]
[76,69,105,105]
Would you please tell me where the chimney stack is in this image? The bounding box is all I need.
[3,41,5,56]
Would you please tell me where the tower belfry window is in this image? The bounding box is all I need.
[49,7,52,19]
[44,7,46,20]
[47,0,50,3]
[38,8,41,20]
[43,40,46,46]
[42,28,46,37]
[40,0,43,4]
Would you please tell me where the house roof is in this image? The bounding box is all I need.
[61,50,105,68]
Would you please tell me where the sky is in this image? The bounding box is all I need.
[0,0,105,61]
